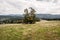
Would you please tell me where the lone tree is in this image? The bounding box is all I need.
[24,7,36,24]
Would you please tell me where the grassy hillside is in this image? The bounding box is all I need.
[0,20,60,40]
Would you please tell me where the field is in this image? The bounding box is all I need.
[0,20,60,40]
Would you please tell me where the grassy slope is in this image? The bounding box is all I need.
[0,21,60,40]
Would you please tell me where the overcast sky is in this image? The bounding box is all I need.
[0,0,60,15]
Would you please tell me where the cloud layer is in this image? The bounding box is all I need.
[0,0,60,15]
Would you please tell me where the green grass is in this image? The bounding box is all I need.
[0,21,60,40]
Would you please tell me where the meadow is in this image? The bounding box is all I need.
[0,20,60,40]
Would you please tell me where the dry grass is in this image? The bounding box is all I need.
[0,20,60,40]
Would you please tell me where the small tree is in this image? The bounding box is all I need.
[24,7,36,24]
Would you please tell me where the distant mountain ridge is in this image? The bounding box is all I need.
[36,14,60,19]
[0,14,60,21]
